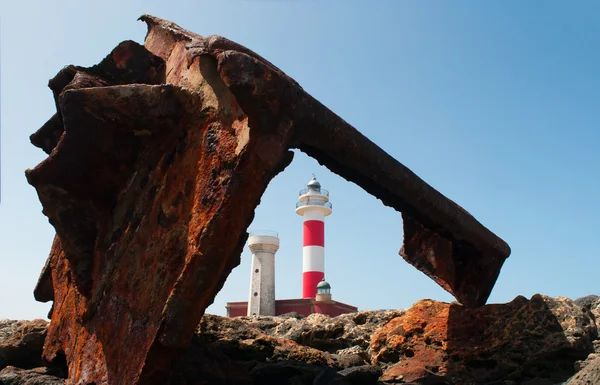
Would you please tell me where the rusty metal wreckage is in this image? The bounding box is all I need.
[26,15,510,385]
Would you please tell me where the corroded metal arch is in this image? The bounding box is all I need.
[27,15,510,385]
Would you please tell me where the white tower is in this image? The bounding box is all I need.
[247,231,279,316]
[295,176,332,298]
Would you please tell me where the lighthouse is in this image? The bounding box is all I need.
[226,175,358,318]
[296,176,332,298]
[247,231,279,316]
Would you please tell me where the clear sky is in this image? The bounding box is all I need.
[1,1,598,320]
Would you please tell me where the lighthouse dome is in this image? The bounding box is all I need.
[307,176,321,190]
[316,279,331,297]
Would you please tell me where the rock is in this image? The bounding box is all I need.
[268,313,354,352]
[313,367,350,385]
[199,315,264,342]
[243,310,406,352]
[575,353,600,372]
[574,295,600,327]
[402,375,455,385]
[199,315,336,367]
[279,313,305,320]
[27,14,510,385]
[201,310,404,360]
[574,295,599,310]
[566,355,600,385]
[1,294,597,384]
[248,361,349,385]
[371,295,596,385]
[167,334,252,385]
[332,354,367,371]
[337,365,382,385]
[333,346,370,369]
[197,297,599,384]
[0,320,48,370]
[335,346,368,357]
[0,322,29,341]
[0,366,64,385]
[590,299,600,323]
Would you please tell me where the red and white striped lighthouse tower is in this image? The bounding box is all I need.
[296,176,332,299]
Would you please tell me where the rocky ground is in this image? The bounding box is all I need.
[1,294,599,385]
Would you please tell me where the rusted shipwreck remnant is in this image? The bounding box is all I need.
[26,15,511,385]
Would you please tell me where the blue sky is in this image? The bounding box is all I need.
[1,1,598,319]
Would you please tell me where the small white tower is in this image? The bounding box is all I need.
[315,279,332,302]
[247,231,279,316]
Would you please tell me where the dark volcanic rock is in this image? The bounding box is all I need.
[371,295,596,385]
[168,334,252,385]
[0,320,48,370]
[337,365,382,385]
[0,366,64,385]
[249,361,349,385]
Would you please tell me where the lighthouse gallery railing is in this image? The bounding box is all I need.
[296,199,332,209]
[298,188,329,197]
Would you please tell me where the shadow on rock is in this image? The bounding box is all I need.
[168,334,253,385]
[371,294,596,384]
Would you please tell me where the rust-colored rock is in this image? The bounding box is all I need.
[27,15,511,385]
[371,295,596,384]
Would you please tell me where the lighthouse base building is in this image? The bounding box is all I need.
[226,297,357,318]
[227,273,358,318]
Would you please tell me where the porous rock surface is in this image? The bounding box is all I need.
[575,295,600,323]
[197,310,406,372]
[27,14,512,385]
[239,310,406,352]
[371,294,597,384]
[1,295,599,384]
[199,295,597,384]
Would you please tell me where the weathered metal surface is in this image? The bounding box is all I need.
[27,15,510,384]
